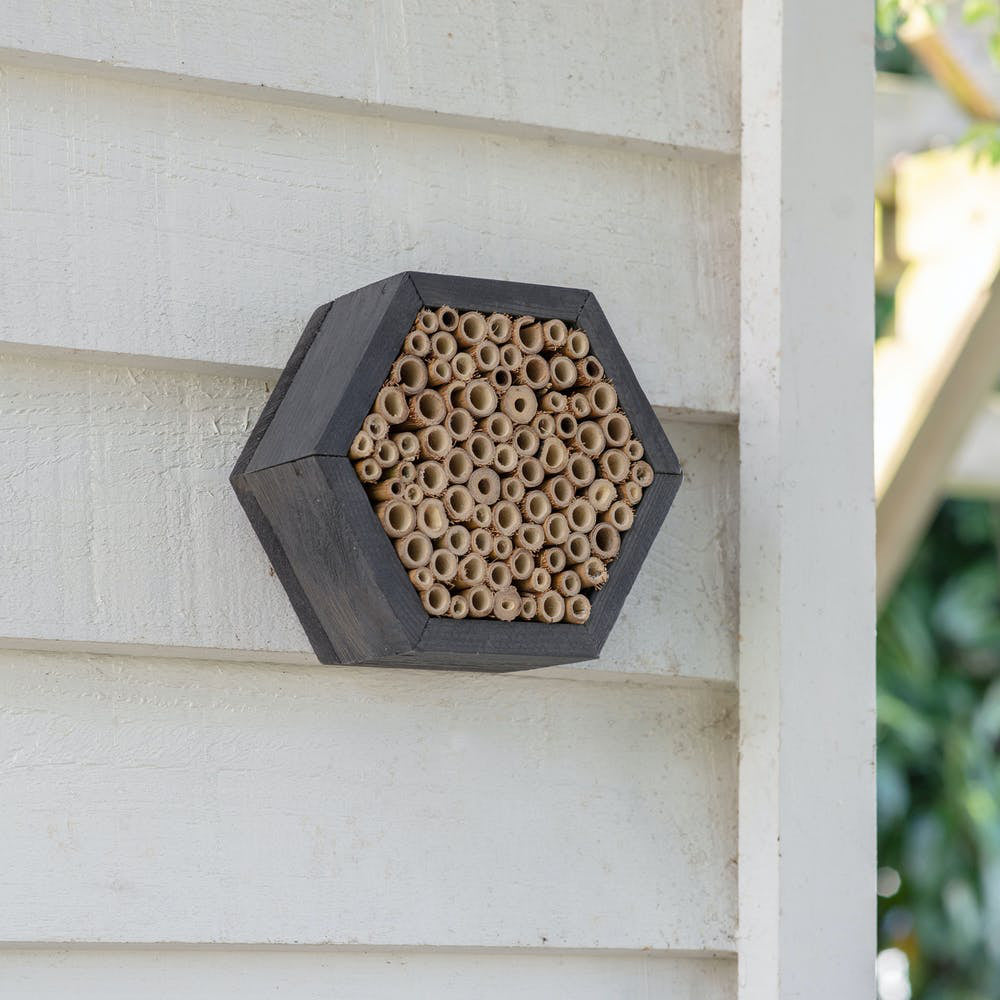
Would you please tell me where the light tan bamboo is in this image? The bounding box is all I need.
[575,356,604,386]
[449,594,469,619]
[442,484,475,523]
[471,503,492,529]
[363,413,389,440]
[600,413,631,448]
[416,498,448,539]
[427,358,452,387]
[458,379,498,418]
[531,412,556,439]
[517,355,550,391]
[436,305,459,332]
[444,447,474,484]
[564,329,590,360]
[499,343,523,371]
[492,534,513,561]
[590,522,621,561]
[395,531,433,569]
[431,331,457,360]
[543,512,570,547]
[537,438,568,476]
[543,474,574,509]
[619,481,643,505]
[515,522,545,553]
[487,313,512,344]
[375,500,416,539]
[422,583,451,616]
[403,482,424,505]
[467,467,501,505]
[493,587,521,622]
[521,490,551,524]
[349,431,374,460]
[522,567,552,594]
[470,528,493,557]
[564,594,592,625]
[444,407,475,442]
[466,431,495,467]
[404,330,431,357]
[456,311,488,348]
[461,585,494,618]
[393,431,420,461]
[540,391,567,413]
[507,548,535,581]
[440,381,464,411]
[587,478,616,513]
[563,532,591,565]
[405,389,446,429]
[502,386,539,426]
[579,557,608,589]
[603,500,635,532]
[587,382,617,416]
[625,439,644,462]
[501,476,525,504]
[542,319,568,351]
[539,546,567,575]
[519,595,538,620]
[570,393,591,419]
[354,458,381,484]
[555,412,578,440]
[565,454,596,489]
[511,316,541,354]
[518,457,544,488]
[488,367,512,394]
[599,448,630,483]
[512,426,540,458]
[409,566,434,591]
[472,340,500,373]
[536,590,565,623]
[415,460,447,497]
[487,561,513,591]
[566,498,597,534]
[456,553,487,587]
[415,309,439,335]
[374,438,400,468]
[631,460,654,488]
[574,420,605,457]
[553,568,581,597]
[482,412,514,442]
[392,355,429,395]
[387,460,416,482]
[417,425,452,460]
[429,548,459,584]
[374,386,408,425]
[451,352,475,382]
[549,355,577,391]
[368,478,403,501]
[492,500,523,536]
[443,524,471,556]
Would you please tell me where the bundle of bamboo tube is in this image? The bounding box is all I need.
[351,305,653,625]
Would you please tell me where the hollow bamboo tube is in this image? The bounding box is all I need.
[404,389,446,429]
[507,548,535,581]
[603,500,635,532]
[393,431,420,461]
[461,585,494,618]
[499,343,523,371]
[456,311,487,348]
[564,328,590,360]
[473,341,500,373]
[553,568,581,597]
[519,595,538,620]
[481,412,513,442]
[512,426,540,458]
[458,379,498,418]
[404,330,431,357]
[493,443,518,474]
[403,482,424,505]
[517,355,550,391]
[575,356,605,386]
[445,407,475,442]
[417,425,452,461]
[549,355,578,391]
[492,499,523,537]
[429,548,459,584]
[415,309,439,334]
[415,461,448,497]
[500,386,537,425]
[431,331,457,361]
[579,557,608,588]
[570,393,591,418]
[566,498,597,534]
[443,524,471,556]
[349,431,374,460]
[387,460,416,482]
[501,476,525,504]
[427,358,453,387]
[565,454,596,489]
[368,478,403,502]
[587,382,617,416]
[470,528,493,557]
[374,438,400,468]
[471,503,492,529]
[515,522,545,553]
[574,421,605,457]
[539,546,567,575]
[375,499,416,539]
[540,391,567,413]
[599,448,630,483]
[395,531,433,569]
[487,561,513,591]
[354,458,381,483]
[564,594,592,625]
[536,591,565,624]
[542,319,568,351]
[449,594,469,619]
[521,567,552,594]
[522,490,551,524]
[443,484,475,523]
[436,305,459,332]
[363,413,389,441]
[375,386,408,425]
[451,352,475,382]
[487,313,512,344]
[493,587,521,622]
[392,355,429,395]
[587,478,616,513]
[456,553,487,587]
[465,431,496,472]
[409,566,433,591]
[543,474,574,509]
[488,367,512,394]
[563,532,591,565]
[467,467,501,505]
[444,447,473,484]
[619,481,643,505]
[631,460,654,488]
[510,316,540,353]
[518,457,545,489]
[422,583,451,616]
[492,533,514,561]
[416,498,448,539]
[532,412,556,439]
[543,512,570,546]
[589,522,621,561]
[625,438,644,462]
[554,412,578,441]
[600,413,631,448]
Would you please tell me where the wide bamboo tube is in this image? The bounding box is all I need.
[499,343,523,371]
[492,534,513,561]
[486,561,513,591]
[587,478,616,513]
[481,412,513,442]
[564,594,592,625]
[522,490,551,524]
[429,549,459,584]
[431,331,456,361]
[467,467,501,506]
[470,528,493,557]
[487,313,512,344]
[589,522,621,561]
[451,352,475,382]
[555,412,578,440]
[422,583,451,616]
[461,585,494,618]
[575,356,605,386]
[387,460,416,482]
[436,305,459,332]
[375,386,408,425]
[619,481,643,505]
[368,478,403,501]
[517,457,545,489]
[466,431,495,467]
[488,367,512,393]
[392,355,429,395]
[574,421,605,457]
[542,319,568,351]
[416,498,448,539]
[444,447,474,484]
[543,474,574,509]
[374,438,400,468]
[515,522,545,553]
[443,524,471,556]
[456,553,487,587]
[538,437,569,476]
[564,328,590,359]
[415,460,448,497]
[349,431,374,460]
[519,595,538,620]
[427,358,453,387]
[449,594,469,619]
[500,385,537,425]
[404,330,431,357]
[540,391,567,413]
[579,557,608,588]
[511,317,542,353]
[442,484,475,523]
[458,379,498,418]
[522,567,552,594]
[625,439,644,462]
[405,389,447,429]
[363,413,389,441]
[553,568,581,597]
[566,498,597,534]
[517,355,550,390]
[536,591,565,624]
[415,309,439,334]
[456,311,488,348]
[393,431,420,461]
[549,355,577,391]
[570,393,591,419]
[418,425,452,460]
[507,548,535,581]
[563,531,591,565]
[395,531,433,569]
[493,587,521,622]
[599,448,630,483]
[501,476,525,504]
[444,407,475,442]
[375,500,416,539]
[631,460,654,488]
[587,382,617,416]
[354,458,381,484]
[603,500,635,532]
[543,512,570,546]
[539,546,567,575]
[493,443,518,474]
[600,413,631,448]
[403,483,424,505]
[565,454,596,489]
[471,503,492,529]
[532,412,556,439]
[409,566,434,591]
[473,341,500,373]
[492,500,523,537]
[512,426,540,458]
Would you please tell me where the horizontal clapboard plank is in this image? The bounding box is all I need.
[0,352,737,683]
[0,64,739,419]
[0,649,737,948]
[0,0,739,156]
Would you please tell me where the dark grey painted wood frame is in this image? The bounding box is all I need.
[231,272,682,671]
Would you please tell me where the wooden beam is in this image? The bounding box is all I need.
[947,395,1000,498]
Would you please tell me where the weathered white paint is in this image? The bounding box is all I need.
[0,63,740,419]
[948,395,1000,498]
[0,649,737,949]
[0,0,739,157]
[0,352,737,682]
[738,0,875,998]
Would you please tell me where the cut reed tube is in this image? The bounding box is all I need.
[536,591,565,623]
[422,583,451,616]
[387,460,416,482]
[619,481,643,505]
[461,585,494,618]
[587,478,616,513]
[625,439,644,461]
[543,512,570,546]
[415,461,447,497]
[589,522,621,561]
[570,393,591,418]
[555,412,577,440]
[473,341,500,373]
[486,561,513,591]
[539,546,566,575]
[466,431,495,467]
[395,531,433,569]
[543,475,574,509]
[488,367,512,393]
[431,331,456,360]
[467,467,501,505]
[542,319,568,351]
[416,498,448,539]
[415,309,439,334]
[501,385,538,425]
[522,490,551,524]
[579,557,608,588]
[515,522,545,553]
[519,595,538,620]
[522,567,552,594]
[549,355,577,391]
[564,594,591,625]
[354,458,381,484]
[493,443,518,474]
[539,437,569,475]
[409,566,434,591]
[393,431,420,461]
[566,498,597,534]
[451,352,475,382]
[518,457,545,488]
[403,482,424,505]
[375,386,408,425]
[603,500,635,532]
[587,382,617,415]
[631,460,654,488]
[499,343,523,371]
[574,421,605,457]
[599,448,630,483]
[553,569,581,597]
[375,499,416,538]
[565,454,596,489]
[540,391,567,413]
[493,587,521,621]
[444,447,474,484]
[492,500,523,536]
[429,549,459,584]
[368,478,403,501]
[456,311,487,348]
[512,426,540,458]
[404,330,431,357]
[349,431,374,460]
[405,389,447,429]
[492,534,513,560]
[443,524,471,556]
[458,379,498,418]
[564,328,590,359]
[392,355,429,395]
[532,412,556,439]
[445,407,475,442]
[449,594,469,619]
[363,413,389,440]
[442,484,475,523]
[487,313,512,344]
[471,503,492,529]
[518,355,550,390]
[374,438,400,468]
[501,476,525,504]
[575,356,604,386]
[511,317,542,353]
[456,553,487,587]
[507,548,535,581]
[481,412,514,442]
[427,358,453,387]
[600,412,631,448]
[436,305,459,331]
[563,532,591,564]
[418,424,452,460]
[470,528,493,557]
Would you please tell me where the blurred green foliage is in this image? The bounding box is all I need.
[878,500,1000,997]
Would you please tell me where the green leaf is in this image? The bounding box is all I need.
[963,0,999,24]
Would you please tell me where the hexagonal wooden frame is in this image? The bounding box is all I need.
[231,272,682,671]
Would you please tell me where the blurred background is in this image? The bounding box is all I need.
[875,3,1000,998]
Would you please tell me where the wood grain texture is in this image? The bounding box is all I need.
[0,649,737,949]
[0,64,740,418]
[0,353,735,682]
[0,0,740,156]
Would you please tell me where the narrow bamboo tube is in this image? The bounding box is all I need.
[487,313,512,344]
[493,587,521,622]
[375,500,416,539]
[499,342,523,371]
[532,412,556,439]
[349,431,374,460]
[404,330,431,357]
[519,595,538,620]
[466,431,495,467]
[501,385,537,425]
[470,528,493,557]
[471,503,492,529]
[456,311,488,348]
[429,548,459,584]
[436,305,459,332]
[449,594,469,619]
[415,460,447,497]
[522,490,551,524]
[481,412,513,442]
[565,454,596,489]
[418,425,452,461]
[431,331,457,360]
[403,482,424,505]
[443,524,471,556]
[492,534,514,561]
[555,412,578,440]
[563,531,591,565]
[444,447,474,484]
[375,386,408,425]
[587,478,616,513]
[493,443,518,474]
[395,531,432,569]
[416,498,448,539]
[368,478,403,501]
[542,319,568,351]
[543,512,570,546]
[579,557,608,588]
[599,448,630,483]
[511,316,541,353]
[501,476,525,504]
[603,500,635,532]
[467,467,501,505]
[409,566,433,591]
[422,583,451,616]
[451,352,475,382]
[566,498,597,534]
[363,413,389,441]
[512,426,540,458]
[564,594,592,625]
[440,381,465,411]
[590,522,621,561]
[507,548,535,581]
[387,460,416,482]
[587,382,617,416]
[354,458,381,483]
[536,591,565,624]
[625,439,644,462]
[538,546,566,575]
[522,567,552,594]
[619,481,643,505]
[515,522,545,553]
[488,367,512,393]
[427,358,453,387]
[631,460,654,488]
[458,379,498,418]
[538,437,569,475]
[462,585,494,618]
[600,412,631,448]
[374,438,400,468]
[564,328,590,359]
[415,309,439,334]
[492,500,523,537]
[405,389,447,429]
[570,393,591,418]
[540,391,567,413]
[543,474,574,509]
[575,356,605,386]
[392,355,429,395]
[517,355,550,390]
[574,421,605,457]
[486,561,513,591]
[472,340,500,372]
[443,484,475,523]
[553,568,581,597]
[444,407,475,442]
[393,431,420,461]
[549,355,577,391]
[456,553,487,587]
